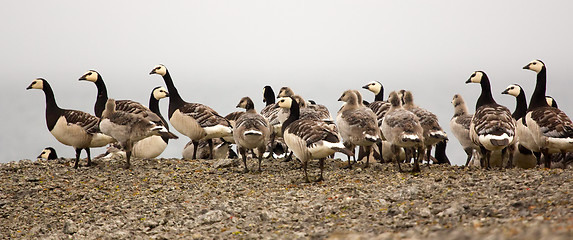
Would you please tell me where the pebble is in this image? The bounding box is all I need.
[0,158,571,239]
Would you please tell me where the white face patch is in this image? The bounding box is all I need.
[526,60,544,73]
[277,97,293,109]
[81,70,98,82]
[39,149,51,159]
[29,79,44,89]
[367,81,382,94]
[546,96,554,106]
[153,87,169,100]
[152,65,167,76]
[469,71,483,83]
[504,84,521,97]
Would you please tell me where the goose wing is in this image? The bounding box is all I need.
[287,120,341,146]
[473,104,515,137]
[116,99,163,125]
[62,109,101,134]
[179,103,230,127]
[530,107,573,138]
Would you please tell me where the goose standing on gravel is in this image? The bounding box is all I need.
[276,96,352,182]
[450,94,479,166]
[523,60,573,168]
[402,91,448,165]
[99,99,178,168]
[79,70,170,159]
[233,97,271,172]
[381,91,424,172]
[38,147,58,160]
[466,71,516,168]
[27,78,115,168]
[501,84,538,169]
[337,90,381,168]
[362,81,392,162]
[150,64,232,159]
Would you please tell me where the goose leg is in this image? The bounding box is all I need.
[464,148,473,166]
[239,147,248,173]
[541,148,551,168]
[412,147,421,173]
[364,146,371,168]
[377,142,384,163]
[393,145,403,172]
[257,146,265,172]
[124,141,133,169]
[302,160,310,183]
[192,140,199,160]
[207,139,214,160]
[85,148,92,166]
[533,151,542,166]
[74,148,82,169]
[425,146,432,169]
[316,158,325,182]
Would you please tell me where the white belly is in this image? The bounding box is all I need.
[50,116,92,148]
[90,133,116,147]
[132,136,168,158]
[515,119,539,152]
[170,110,206,140]
[526,116,573,153]
[202,124,233,140]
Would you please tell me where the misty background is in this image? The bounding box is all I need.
[1,0,572,165]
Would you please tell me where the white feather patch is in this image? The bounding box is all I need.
[244,130,263,136]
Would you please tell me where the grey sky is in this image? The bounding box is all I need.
[2,0,572,165]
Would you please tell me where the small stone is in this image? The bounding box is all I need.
[63,219,77,235]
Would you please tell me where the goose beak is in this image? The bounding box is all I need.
[465,79,472,84]
[273,103,280,109]
[361,84,369,89]
[149,69,157,75]
[501,89,509,94]
[78,74,88,81]
[236,104,241,108]
[522,64,530,70]
[337,96,343,101]
[26,83,34,90]
[165,92,170,97]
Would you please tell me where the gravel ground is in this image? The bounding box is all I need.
[0,156,572,239]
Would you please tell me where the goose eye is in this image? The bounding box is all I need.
[471,73,476,78]
[532,62,537,65]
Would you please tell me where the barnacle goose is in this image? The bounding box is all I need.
[523,60,573,168]
[501,84,538,169]
[450,94,479,166]
[381,91,424,173]
[336,90,381,168]
[465,71,516,168]
[99,99,178,168]
[38,147,58,160]
[402,91,448,164]
[27,78,115,168]
[276,96,352,182]
[233,97,271,172]
[150,64,232,159]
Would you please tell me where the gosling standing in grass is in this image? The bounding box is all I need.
[233,97,271,172]
[99,99,178,168]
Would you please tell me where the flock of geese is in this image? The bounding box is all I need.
[29,60,573,182]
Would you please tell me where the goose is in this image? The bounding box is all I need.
[260,85,285,157]
[466,71,516,169]
[80,70,170,158]
[276,96,352,182]
[182,138,235,160]
[501,84,538,169]
[362,81,392,162]
[381,91,424,172]
[27,78,115,168]
[523,60,573,168]
[233,97,271,172]
[150,64,233,159]
[449,94,479,166]
[99,99,178,168]
[38,147,58,160]
[336,90,381,168]
[402,91,448,164]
